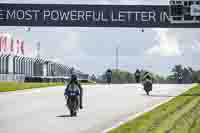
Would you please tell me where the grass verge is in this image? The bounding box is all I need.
[108,84,200,133]
[0,81,95,92]
[0,82,65,92]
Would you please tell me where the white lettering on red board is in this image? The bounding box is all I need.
[0,33,25,56]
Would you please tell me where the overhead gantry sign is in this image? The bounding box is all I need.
[169,0,200,24]
[0,2,199,28]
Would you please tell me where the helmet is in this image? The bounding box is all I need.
[107,69,112,73]
[135,69,140,74]
[146,75,151,80]
[71,74,77,81]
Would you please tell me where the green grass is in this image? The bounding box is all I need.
[0,80,96,92]
[0,82,65,92]
[108,84,200,133]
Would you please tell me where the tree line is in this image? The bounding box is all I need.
[91,65,200,84]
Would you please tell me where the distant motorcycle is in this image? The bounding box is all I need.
[135,70,141,83]
[107,76,112,84]
[135,76,140,83]
[106,69,112,84]
[177,76,183,84]
[143,80,152,96]
[64,84,80,117]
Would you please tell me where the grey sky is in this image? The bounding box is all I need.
[0,0,199,76]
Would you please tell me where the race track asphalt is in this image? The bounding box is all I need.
[0,84,193,133]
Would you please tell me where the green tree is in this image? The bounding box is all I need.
[154,74,166,83]
[192,70,200,83]
[172,65,183,76]
[182,67,193,83]
[126,72,134,83]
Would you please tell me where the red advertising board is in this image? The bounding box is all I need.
[0,33,25,56]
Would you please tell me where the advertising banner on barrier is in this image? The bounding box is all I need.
[0,33,24,56]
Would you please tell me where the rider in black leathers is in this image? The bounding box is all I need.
[65,74,83,109]
[106,69,112,84]
[134,69,141,83]
[142,72,153,84]
[142,72,153,92]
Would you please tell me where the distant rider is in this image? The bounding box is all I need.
[106,69,112,84]
[142,72,153,90]
[65,74,83,109]
[143,75,153,85]
[134,69,141,83]
[177,73,183,84]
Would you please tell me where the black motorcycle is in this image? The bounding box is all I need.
[106,69,112,84]
[64,85,80,117]
[107,76,112,84]
[143,80,152,96]
[177,76,183,84]
[135,71,141,83]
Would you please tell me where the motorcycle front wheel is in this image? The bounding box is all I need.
[70,110,77,117]
[146,90,150,96]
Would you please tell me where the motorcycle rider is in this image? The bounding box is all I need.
[65,74,83,109]
[142,72,153,81]
[106,69,112,84]
[143,75,153,85]
[177,72,183,84]
[134,69,141,83]
[142,72,153,91]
